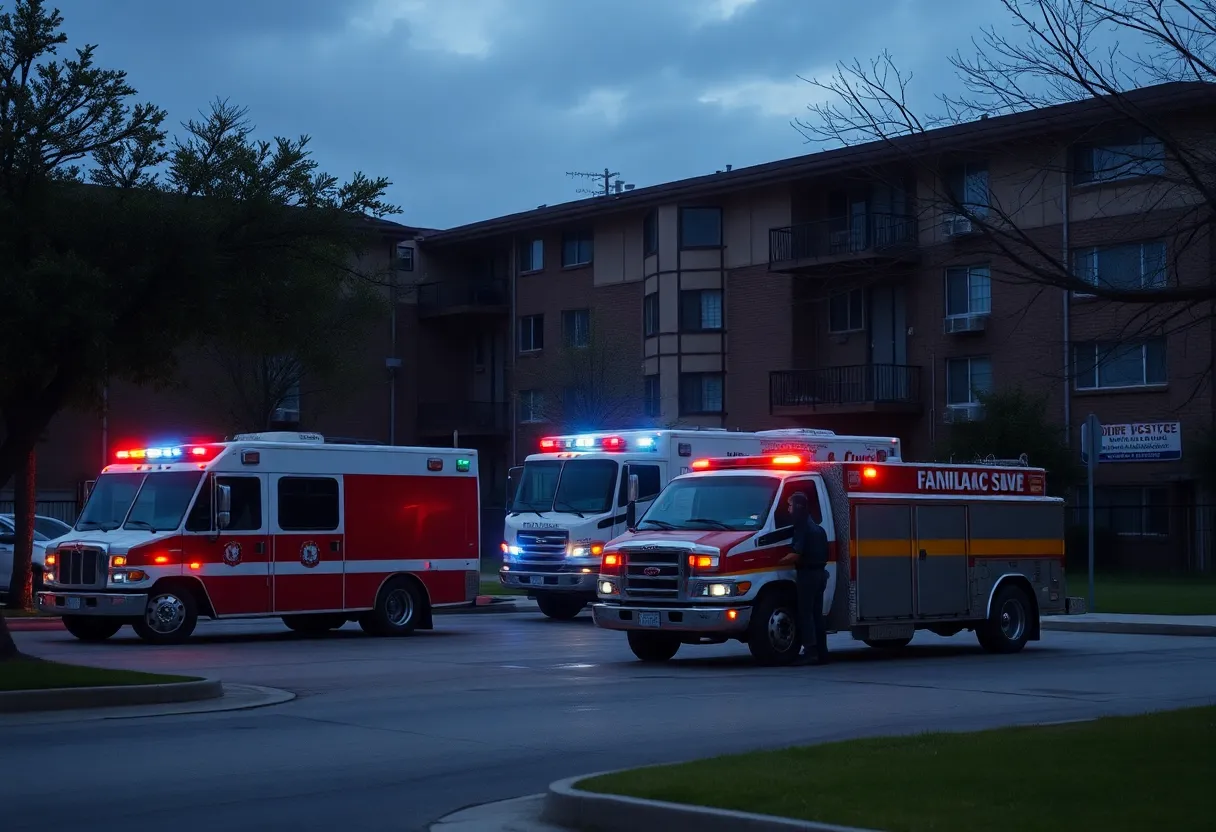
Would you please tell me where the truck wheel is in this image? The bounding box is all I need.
[132,588,199,645]
[62,616,124,643]
[863,637,913,651]
[536,595,585,620]
[283,614,346,635]
[977,584,1032,654]
[361,577,423,637]
[747,590,801,666]
[627,631,681,662]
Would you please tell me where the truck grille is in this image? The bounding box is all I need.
[54,546,104,587]
[623,548,685,600]
[516,530,569,560]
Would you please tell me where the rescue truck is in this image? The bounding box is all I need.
[502,428,902,620]
[592,453,1086,664]
[36,432,481,644]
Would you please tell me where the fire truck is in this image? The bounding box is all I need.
[592,453,1086,664]
[502,428,901,620]
[36,433,481,644]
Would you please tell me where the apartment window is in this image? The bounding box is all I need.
[395,242,415,272]
[519,238,544,273]
[1072,241,1167,293]
[945,266,992,317]
[518,389,545,423]
[1089,486,1169,536]
[945,161,990,217]
[562,309,590,348]
[643,212,658,256]
[679,372,724,414]
[1073,134,1165,184]
[562,231,593,267]
[679,289,723,332]
[828,289,864,333]
[644,376,661,418]
[680,207,722,248]
[946,356,992,405]
[518,314,544,353]
[643,293,659,337]
[1073,339,1166,390]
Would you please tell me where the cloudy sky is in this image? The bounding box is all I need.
[51,0,1015,229]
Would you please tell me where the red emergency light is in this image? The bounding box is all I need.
[539,434,628,452]
[114,444,221,463]
[691,454,812,471]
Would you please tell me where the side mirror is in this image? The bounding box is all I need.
[0,533,15,546]
[216,483,232,531]
[506,466,523,512]
[625,471,639,532]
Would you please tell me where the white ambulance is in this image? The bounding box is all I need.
[501,428,901,619]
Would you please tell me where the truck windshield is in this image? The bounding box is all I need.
[510,459,619,515]
[638,475,779,532]
[76,471,204,532]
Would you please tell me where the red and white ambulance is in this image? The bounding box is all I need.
[593,453,1085,664]
[36,432,481,644]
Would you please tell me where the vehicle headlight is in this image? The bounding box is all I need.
[568,542,605,558]
[111,569,149,584]
[598,579,619,595]
[695,581,752,597]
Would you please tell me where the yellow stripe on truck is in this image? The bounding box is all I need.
[853,539,1064,557]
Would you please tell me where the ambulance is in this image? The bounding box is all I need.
[592,452,1086,664]
[501,428,901,619]
[36,432,481,644]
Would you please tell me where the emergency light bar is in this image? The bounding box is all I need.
[690,455,883,480]
[539,434,658,452]
[114,444,221,462]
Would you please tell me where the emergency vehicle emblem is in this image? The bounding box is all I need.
[643,566,661,576]
[300,541,321,568]
[223,541,242,567]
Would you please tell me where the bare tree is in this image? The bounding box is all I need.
[792,0,1216,394]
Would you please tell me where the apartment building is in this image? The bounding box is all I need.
[14,82,1213,570]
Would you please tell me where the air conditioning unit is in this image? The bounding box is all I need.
[943,403,984,424]
[942,213,975,237]
[943,314,989,335]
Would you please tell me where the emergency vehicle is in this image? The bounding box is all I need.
[592,453,1086,664]
[36,433,481,644]
[502,428,902,620]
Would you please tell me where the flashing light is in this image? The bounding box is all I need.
[188,562,202,571]
[691,458,711,470]
[726,609,738,621]
[862,466,879,479]
[115,443,219,462]
[688,554,718,569]
[538,434,655,453]
[110,556,127,567]
[153,555,170,565]
[771,455,803,465]
[603,553,622,567]
[636,437,656,449]
[568,542,605,558]
[691,454,812,471]
[45,554,56,567]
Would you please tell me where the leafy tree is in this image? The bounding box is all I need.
[940,387,1080,496]
[0,0,398,657]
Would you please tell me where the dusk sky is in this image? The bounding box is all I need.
[51,0,1016,228]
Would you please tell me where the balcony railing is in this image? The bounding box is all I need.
[418,401,511,436]
[769,213,918,268]
[770,365,922,414]
[416,279,508,317]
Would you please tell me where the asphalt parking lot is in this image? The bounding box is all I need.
[6,611,1216,832]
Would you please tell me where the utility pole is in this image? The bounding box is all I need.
[567,168,634,198]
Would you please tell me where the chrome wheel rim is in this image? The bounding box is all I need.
[999,598,1026,641]
[385,588,414,627]
[768,607,796,653]
[146,594,186,634]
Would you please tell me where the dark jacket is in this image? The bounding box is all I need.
[791,517,829,570]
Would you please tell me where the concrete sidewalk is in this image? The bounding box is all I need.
[1041,613,1216,637]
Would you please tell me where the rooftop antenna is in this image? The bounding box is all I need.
[567,167,633,198]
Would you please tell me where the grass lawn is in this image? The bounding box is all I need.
[580,706,1216,832]
[1070,572,1216,615]
[0,659,196,692]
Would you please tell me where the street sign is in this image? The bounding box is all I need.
[1081,413,1101,612]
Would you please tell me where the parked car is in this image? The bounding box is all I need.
[0,513,71,600]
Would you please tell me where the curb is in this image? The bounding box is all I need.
[1042,619,1216,637]
[0,677,223,714]
[543,772,882,832]
[5,617,63,632]
[434,597,535,615]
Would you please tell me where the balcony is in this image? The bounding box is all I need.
[769,213,918,272]
[770,365,923,416]
[416,279,508,318]
[418,401,511,437]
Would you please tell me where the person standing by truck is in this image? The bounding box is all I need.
[789,491,830,665]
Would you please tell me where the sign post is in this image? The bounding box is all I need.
[1080,413,1102,613]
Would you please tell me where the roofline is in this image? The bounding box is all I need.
[419,81,1214,246]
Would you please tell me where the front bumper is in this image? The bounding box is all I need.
[37,590,147,617]
[500,566,598,594]
[592,603,753,635]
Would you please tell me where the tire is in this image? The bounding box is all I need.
[132,586,199,645]
[627,630,681,662]
[977,583,1032,654]
[283,614,346,635]
[62,616,124,643]
[863,637,913,651]
[746,589,801,666]
[361,577,424,637]
[536,594,585,620]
